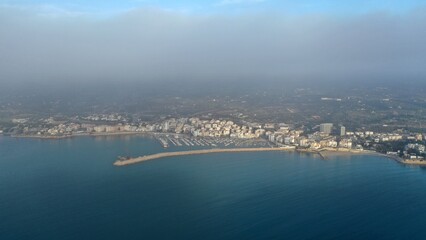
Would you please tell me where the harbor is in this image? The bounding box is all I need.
[154,134,272,148]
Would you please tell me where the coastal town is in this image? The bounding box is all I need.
[2,113,425,165]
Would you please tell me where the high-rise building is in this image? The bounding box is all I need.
[340,126,346,136]
[163,121,169,132]
[320,123,333,134]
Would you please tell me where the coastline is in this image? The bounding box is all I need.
[7,134,425,166]
[11,131,160,139]
[311,148,426,166]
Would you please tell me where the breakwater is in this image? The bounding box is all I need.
[114,147,294,166]
[113,146,426,167]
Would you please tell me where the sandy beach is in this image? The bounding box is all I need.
[317,148,375,158]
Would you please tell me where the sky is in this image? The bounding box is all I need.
[0,0,426,84]
[1,0,425,15]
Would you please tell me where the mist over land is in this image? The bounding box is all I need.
[1,5,426,86]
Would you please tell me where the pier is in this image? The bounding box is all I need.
[114,147,294,166]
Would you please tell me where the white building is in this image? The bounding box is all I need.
[320,123,333,135]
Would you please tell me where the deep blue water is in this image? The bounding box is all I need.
[1,135,426,240]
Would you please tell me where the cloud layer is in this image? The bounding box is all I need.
[1,6,425,84]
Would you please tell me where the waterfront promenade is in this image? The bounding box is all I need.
[114,147,294,166]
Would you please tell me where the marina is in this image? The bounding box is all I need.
[153,134,272,149]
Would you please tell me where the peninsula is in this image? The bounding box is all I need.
[114,147,295,166]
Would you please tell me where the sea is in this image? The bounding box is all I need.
[1,135,426,240]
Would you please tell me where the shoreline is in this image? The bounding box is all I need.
[305,148,426,166]
[10,131,169,139]
[6,134,425,166]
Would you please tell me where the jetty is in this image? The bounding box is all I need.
[114,147,294,166]
[113,146,426,167]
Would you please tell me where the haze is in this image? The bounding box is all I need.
[0,2,426,85]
